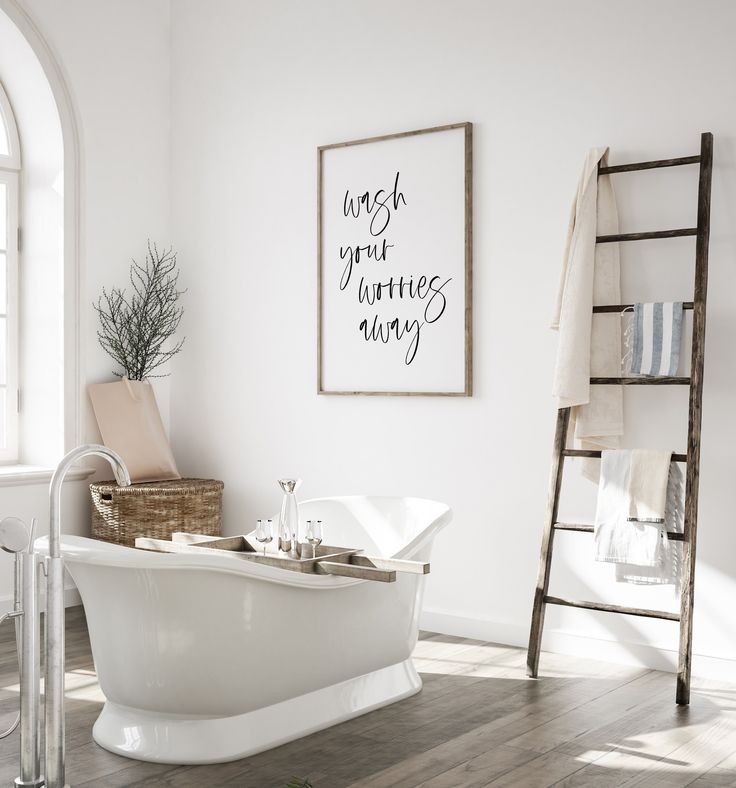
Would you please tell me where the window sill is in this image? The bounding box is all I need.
[0,464,96,487]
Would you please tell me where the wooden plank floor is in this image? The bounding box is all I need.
[1,607,735,787]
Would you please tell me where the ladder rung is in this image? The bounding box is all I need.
[544,595,680,621]
[597,228,698,243]
[553,522,686,542]
[562,449,687,462]
[590,376,690,385]
[598,155,700,175]
[593,302,694,313]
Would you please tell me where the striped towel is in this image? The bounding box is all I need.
[630,302,683,377]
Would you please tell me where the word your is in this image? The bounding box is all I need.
[339,238,393,291]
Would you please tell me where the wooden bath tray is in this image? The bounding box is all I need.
[134,532,430,583]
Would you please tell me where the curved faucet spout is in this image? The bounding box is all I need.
[48,444,131,559]
[43,443,131,788]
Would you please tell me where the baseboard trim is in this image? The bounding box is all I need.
[420,608,736,683]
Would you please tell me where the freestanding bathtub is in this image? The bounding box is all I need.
[40,495,451,764]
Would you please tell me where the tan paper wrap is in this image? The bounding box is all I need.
[88,378,180,483]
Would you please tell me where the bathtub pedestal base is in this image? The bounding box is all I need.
[92,658,422,765]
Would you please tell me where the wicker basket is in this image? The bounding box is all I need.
[90,478,224,547]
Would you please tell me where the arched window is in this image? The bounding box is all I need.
[0,79,19,461]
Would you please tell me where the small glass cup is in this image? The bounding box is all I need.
[305,520,313,557]
[306,519,323,559]
[255,519,273,557]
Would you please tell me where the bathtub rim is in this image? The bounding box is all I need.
[35,495,452,589]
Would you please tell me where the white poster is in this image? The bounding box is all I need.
[318,123,472,395]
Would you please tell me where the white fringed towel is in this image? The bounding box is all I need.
[594,450,662,567]
[594,449,682,585]
[617,463,684,586]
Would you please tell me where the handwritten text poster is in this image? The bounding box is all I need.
[319,124,471,394]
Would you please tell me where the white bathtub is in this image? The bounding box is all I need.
[42,495,451,764]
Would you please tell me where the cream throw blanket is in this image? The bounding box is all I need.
[552,148,623,480]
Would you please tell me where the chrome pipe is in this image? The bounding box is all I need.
[44,557,65,788]
[16,551,42,788]
[45,444,131,788]
[0,553,22,741]
[0,517,27,747]
[0,515,42,787]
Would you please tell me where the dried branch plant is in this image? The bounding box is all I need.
[94,242,186,380]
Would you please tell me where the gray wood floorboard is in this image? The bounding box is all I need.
[1,607,735,787]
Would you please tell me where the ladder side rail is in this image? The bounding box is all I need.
[527,406,570,677]
[677,131,713,705]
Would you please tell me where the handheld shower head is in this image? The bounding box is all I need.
[0,517,30,554]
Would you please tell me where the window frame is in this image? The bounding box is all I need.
[0,80,20,463]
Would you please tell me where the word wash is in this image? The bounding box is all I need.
[338,171,451,365]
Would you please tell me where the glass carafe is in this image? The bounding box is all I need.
[277,478,302,558]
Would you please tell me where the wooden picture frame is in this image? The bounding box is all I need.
[318,122,473,396]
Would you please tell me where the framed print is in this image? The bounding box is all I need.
[318,122,472,396]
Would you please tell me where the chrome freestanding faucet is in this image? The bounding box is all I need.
[42,445,131,788]
[0,515,41,788]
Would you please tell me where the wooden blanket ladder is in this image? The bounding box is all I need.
[527,131,713,705]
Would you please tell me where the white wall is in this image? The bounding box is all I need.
[3,0,733,680]
[169,0,736,678]
[0,0,170,608]
[19,0,172,428]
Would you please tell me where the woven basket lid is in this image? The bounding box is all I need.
[90,478,224,495]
